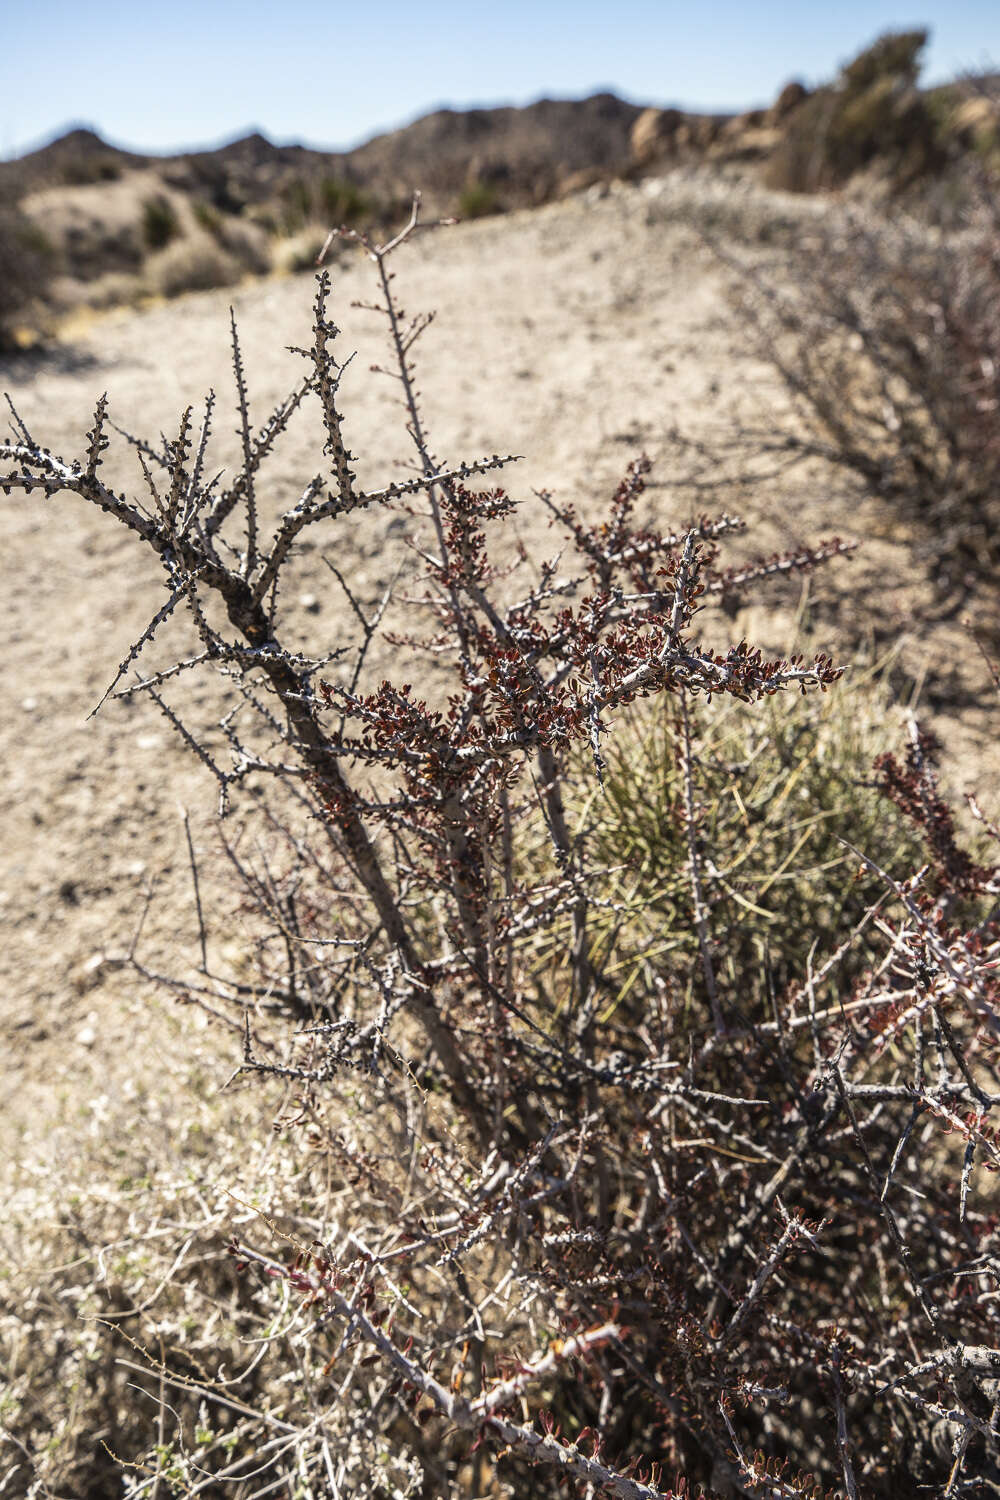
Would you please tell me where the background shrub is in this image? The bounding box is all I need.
[140,193,181,251]
[191,197,222,235]
[211,217,272,276]
[766,30,945,193]
[274,225,338,272]
[457,178,501,218]
[317,175,371,224]
[736,196,1000,607]
[190,201,272,275]
[147,233,241,297]
[0,209,54,347]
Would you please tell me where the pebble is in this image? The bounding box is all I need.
[76,1011,99,1047]
[72,951,129,994]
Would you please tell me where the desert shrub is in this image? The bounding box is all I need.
[922,87,1000,194]
[140,194,181,251]
[66,157,122,184]
[81,268,147,311]
[0,208,54,347]
[3,205,1000,1498]
[192,200,272,276]
[766,30,944,193]
[280,176,375,241]
[212,217,272,276]
[457,178,502,218]
[274,224,338,273]
[317,175,371,224]
[191,197,222,235]
[59,149,124,186]
[147,234,241,297]
[641,169,824,249]
[280,175,314,232]
[736,199,1000,606]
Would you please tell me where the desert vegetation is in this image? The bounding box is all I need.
[763,31,944,194]
[3,154,1000,1500]
[0,207,53,349]
[710,189,1000,623]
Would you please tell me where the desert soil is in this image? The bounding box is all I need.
[2,171,993,1182]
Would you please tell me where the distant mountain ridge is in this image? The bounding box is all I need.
[0,94,648,207]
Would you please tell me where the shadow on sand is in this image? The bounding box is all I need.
[0,340,102,382]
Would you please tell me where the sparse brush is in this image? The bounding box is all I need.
[0,208,55,347]
[0,1067,342,1498]
[731,194,1000,612]
[317,176,372,225]
[146,234,242,298]
[457,179,502,219]
[765,30,945,194]
[141,194,181,251]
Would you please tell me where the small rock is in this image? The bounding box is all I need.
[72,951,129,994]
[299,592,321,614]
[766,80,809,125]
[630,107,684,165]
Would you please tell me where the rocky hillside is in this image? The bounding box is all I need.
[2,32,997,345]
[1,93,646,218]
[0,93,650,337]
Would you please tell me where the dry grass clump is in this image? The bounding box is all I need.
[146,234,246,299]
[143,218,271,304]
[3,203,1000,1498]
[1,1069,339,1498]
[538,659,924,1018]
[210,218,273,277]
[272,226,334,274]
[75,268,148,312]
[189,203,274,278]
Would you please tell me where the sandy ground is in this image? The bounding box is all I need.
[2,172,993,1173]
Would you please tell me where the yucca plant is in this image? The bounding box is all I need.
[525,658,925,1031]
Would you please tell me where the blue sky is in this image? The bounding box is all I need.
[5,0,999,159]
